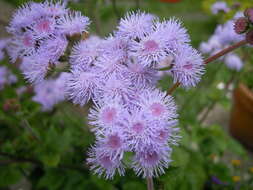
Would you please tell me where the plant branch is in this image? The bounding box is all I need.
[146,177,154,190]
[166,40,247,95]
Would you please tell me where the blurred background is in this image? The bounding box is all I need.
[0,0,253,189]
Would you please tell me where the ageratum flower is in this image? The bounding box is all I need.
[132,145,172,178]
[7,1,90,83]
[87,145,125,179]
[171,45,205,88]
[224,54,243,71]
[129,18,189,66]
[138,88,178,120]
[116,11,156,40]
[70,36,102,70]
[32,72,69,111]
[211,1,230,15]
[66,67,100,106]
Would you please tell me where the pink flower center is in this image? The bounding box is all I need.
[144,151,159,165]
[23,35,33,47]
[157,130,168,142]
[183,62,193,70]
[36,20,51,32]
[150,103,165,117]
[101,107,117,124]
[107,134,122,149]
[100,156,113,168]
[144,40,159,52]
[132,122,144,133]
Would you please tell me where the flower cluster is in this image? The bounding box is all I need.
[7,1,90,83]
[0,38,10,61]
[32,72,70,111]
[199,12,244,71]
[0,66,17,90]
[63,11,204,179]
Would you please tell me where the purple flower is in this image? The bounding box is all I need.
[224,54,243,71]
[21,55,49,84]
[0,39,10,61]
[132,145,172,178]
[116,11,156,39]
[57,11,90,36]
[96,73,135,104]
[138,89,177,120]
[32,72,69,111]
[124,60,159,89]
[129,19,189,66]
[171,45,205,88]
[70,36,102,69]
[211,1,230,15]
[66,67,100,106]
[87,145,125,179]
[88,97,127,131]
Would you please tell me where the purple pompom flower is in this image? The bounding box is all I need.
[132,145,172,178]
[70,36,102,69]
[116,11,156,39]
[171,45,205,88]
[32,72,69,111]
[138,89,177,120]
[66,67,100,106]
[58,11,90,36]
[21,55,50,84]
[124,60,158,89]
[88,97,126,131]
[87,145,125,179]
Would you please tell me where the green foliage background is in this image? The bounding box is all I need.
[0,0,252,190]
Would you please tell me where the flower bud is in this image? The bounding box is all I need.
[244,8,253,22]
[246,30,253,45]
[234,17,248,34]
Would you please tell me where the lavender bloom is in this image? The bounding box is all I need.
[32,72,69,111]
[87,145,125,179]
[138,88,177,120]
[171,45,205,88]
[211,1,230,15]
[116,11,156,39]
[57,11,90,36]
[124,60,158,89]
[132,145,172,178]
[0,66,17,90]
[66,67,100,106]
[21,55,49,84]
[70,36,102,69]
[224,54,243,71]
[7,1,90,83]
[130,19,189,66]
[88,97,127,131]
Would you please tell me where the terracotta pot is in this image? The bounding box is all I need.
[230,83,253,149]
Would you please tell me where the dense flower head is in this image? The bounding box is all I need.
[7,6,205,179]
[7,1,90,83]
[32,72,70,111]
[69,10,207,179]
